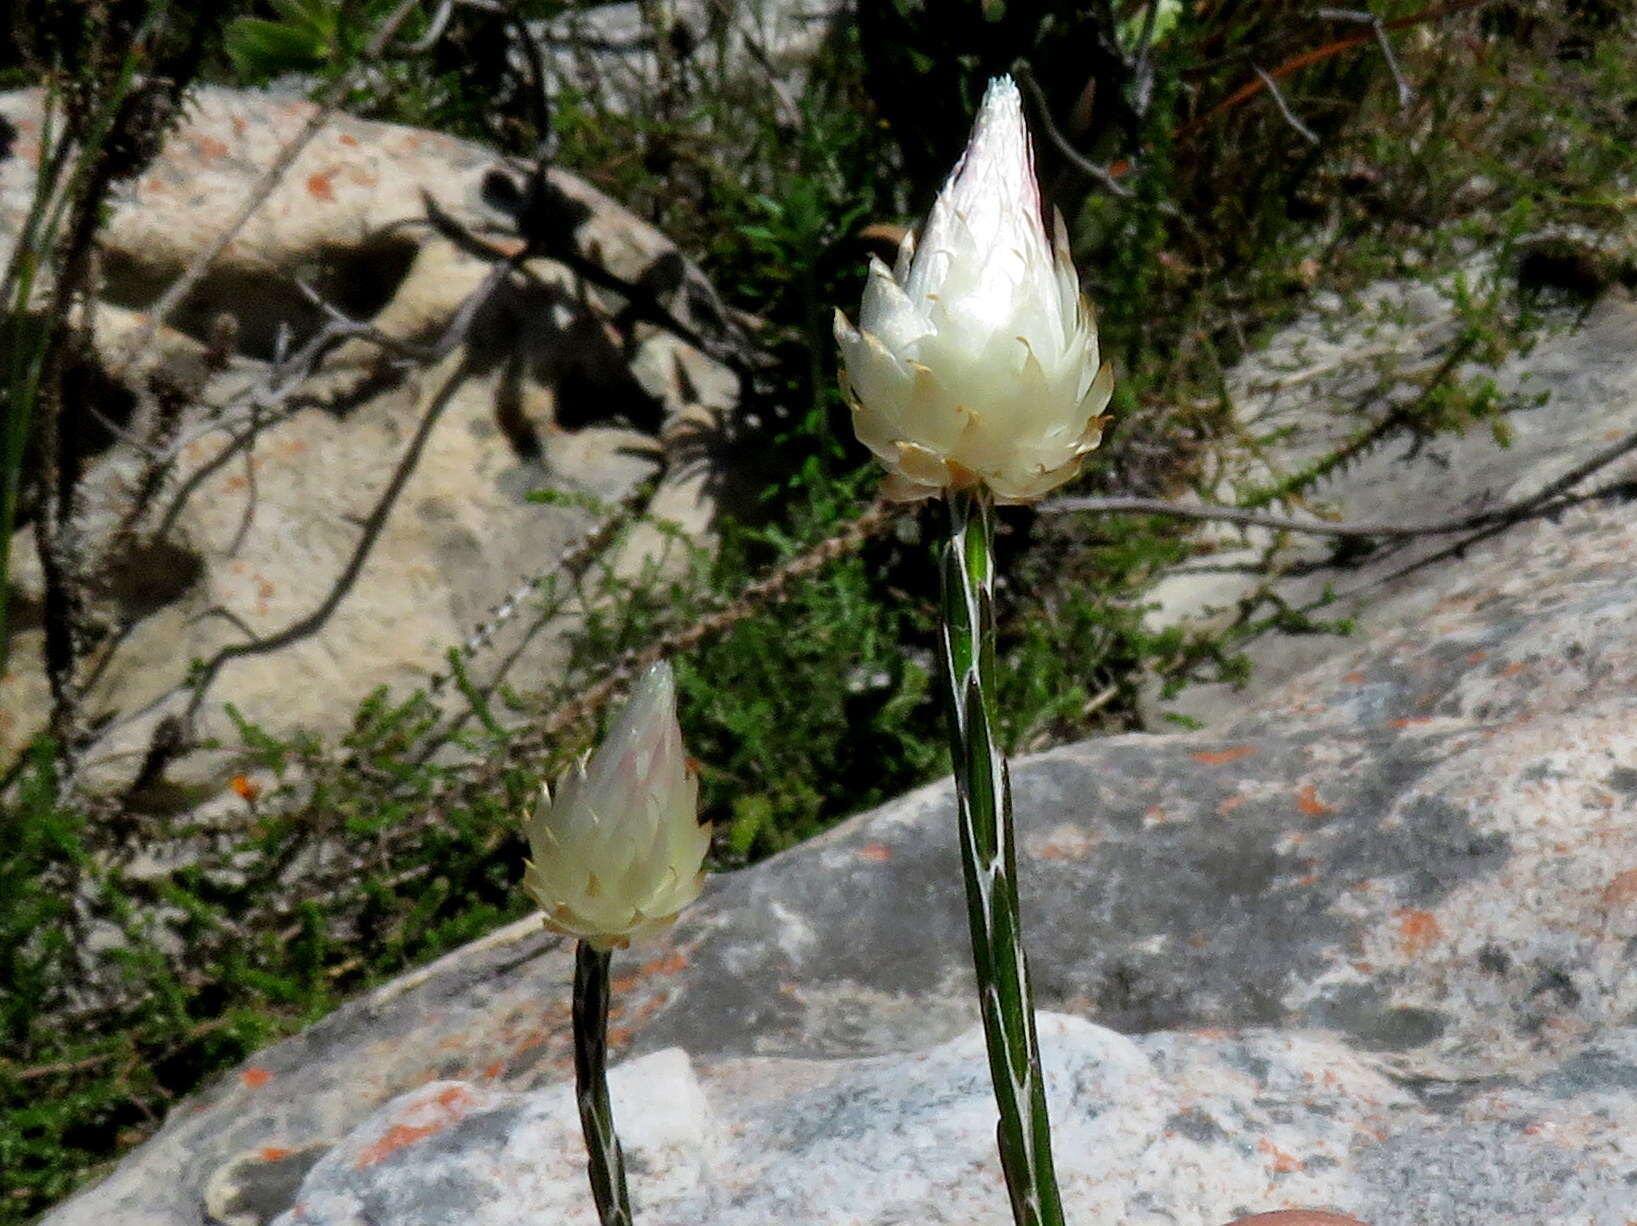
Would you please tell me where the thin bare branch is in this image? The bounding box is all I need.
[1041,424,1637,539]
[705,0,802,130]
[1013,61,1133,198]
[403,0,457,54]
[1252,64,1319,145]
[1319,8,1414,109]
[1371,19,1414,110]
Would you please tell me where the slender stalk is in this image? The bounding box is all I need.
[938,489,1065,1226]
[572,941,634,1226]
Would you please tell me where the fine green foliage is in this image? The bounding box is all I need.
[3,0,1635,1218]
[225,0,399,80]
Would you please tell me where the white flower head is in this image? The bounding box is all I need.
[835,75,1114,504]
[522,661,710,951]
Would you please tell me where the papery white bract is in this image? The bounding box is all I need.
[522,661,709,951]
[835,75,1113,504]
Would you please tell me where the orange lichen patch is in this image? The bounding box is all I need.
[1395,909,1442,957]
[339,132,359,146]
[607,1026,634,1048]
[1388,716,1434,728]
[354,1085,474,1169]
[306,171,336,201]
[640,950,688,977]
[241,1066,273,1089]
[259,1146,292,1162]
[1600,868,1637,908]
[1342,671,1366,684]
[193,134,230,162]
[481,1062,503,1080]
[1193,745,1255,766]
[1465,650,1488,665]
[858,842,892,863]
[610,972,641,993]
[1295,785,1336,818]
[231,774,262,802]
[1217,793,1247,816]
[511,1027,551,1056]
[1257,1138,1305,1173]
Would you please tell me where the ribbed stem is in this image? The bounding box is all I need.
[938,489,1065,1226]
[573,941,634,1226]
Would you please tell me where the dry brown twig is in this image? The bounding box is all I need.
[510,492,898,754]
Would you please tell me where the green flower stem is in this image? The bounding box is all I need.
[572,941,634,1226]
[939,489,1065,1226]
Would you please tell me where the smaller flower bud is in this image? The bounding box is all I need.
[522,662,710,951]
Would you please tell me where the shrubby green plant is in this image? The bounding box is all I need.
[225,0,392,79]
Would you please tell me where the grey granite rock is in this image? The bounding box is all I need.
[268,1017,1637,1225]
[1138,280,1637,730]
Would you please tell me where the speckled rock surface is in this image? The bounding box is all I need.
[259,1016,1637,1226]
[0,86,741,796]
[36,292,1637,1220]
[1139,282,1637,730]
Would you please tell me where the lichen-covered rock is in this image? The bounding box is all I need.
[0,86,742,798]
[265,1017,1637,1225]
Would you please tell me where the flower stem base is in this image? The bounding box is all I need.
[573,940,634,1226]
[938,489,1066,1226]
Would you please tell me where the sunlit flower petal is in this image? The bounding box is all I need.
[834,75,1114,504]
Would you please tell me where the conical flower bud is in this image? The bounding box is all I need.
[522,662,710,951]
[835,75,1114,504]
